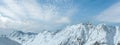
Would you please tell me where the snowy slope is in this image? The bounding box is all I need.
[0,37,21,45]
[7,30,37,44]
[1,23,120,45]
[24,23,120,45]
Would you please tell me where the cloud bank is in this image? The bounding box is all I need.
[0,0,77,32]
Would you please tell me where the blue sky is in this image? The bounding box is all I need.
[0,0,120,33]
[71,0,118,24]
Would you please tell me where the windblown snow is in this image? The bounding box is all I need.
[1,23,120,45]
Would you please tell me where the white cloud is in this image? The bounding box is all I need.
[0,0,77,32]
[95,2,120,23]
[55,17,70,24]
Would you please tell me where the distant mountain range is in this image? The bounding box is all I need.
[1,23,120,45]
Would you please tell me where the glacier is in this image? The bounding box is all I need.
[1,23,120,45]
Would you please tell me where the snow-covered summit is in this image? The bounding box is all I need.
[2,23,120,45]
[24,23,120,45]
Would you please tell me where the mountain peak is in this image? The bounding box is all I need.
[23,23,120,45]
[2,23,120,45]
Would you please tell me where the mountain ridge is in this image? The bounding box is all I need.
[25,23,120,45]
[1,23,120,45]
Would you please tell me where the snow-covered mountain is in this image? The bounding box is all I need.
[1,23,120,45]
[25,23,120,45]
[0,37,21,45]
[6,30,37,44]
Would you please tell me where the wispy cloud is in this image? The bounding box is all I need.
[95,2,120,23]
[0,0,77,32]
